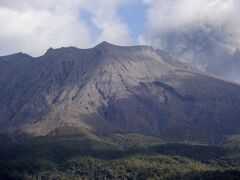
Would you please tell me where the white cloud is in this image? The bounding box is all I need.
[0,6,91,56]
[0,0,132,57]
[81,0,132,45]
[140,0,240,82]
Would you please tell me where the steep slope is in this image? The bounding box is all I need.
[0,42,240,143]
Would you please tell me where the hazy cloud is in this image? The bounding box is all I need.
[140,0,240,82]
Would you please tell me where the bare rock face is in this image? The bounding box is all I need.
[0,41,240,143]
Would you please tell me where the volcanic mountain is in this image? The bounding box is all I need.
[0,42,240,143]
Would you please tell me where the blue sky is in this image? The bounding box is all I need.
[117,1,147,40]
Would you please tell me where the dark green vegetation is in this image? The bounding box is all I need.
[0,129,240,179]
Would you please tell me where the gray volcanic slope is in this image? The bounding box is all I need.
[0,42,240,143]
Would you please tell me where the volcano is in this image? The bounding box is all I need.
[0,42,240,143]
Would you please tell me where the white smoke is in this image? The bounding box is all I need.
[140,0,240,82]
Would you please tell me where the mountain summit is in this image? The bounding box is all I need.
[0,42,240,143]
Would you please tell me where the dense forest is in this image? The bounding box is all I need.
[0,128,239,179]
